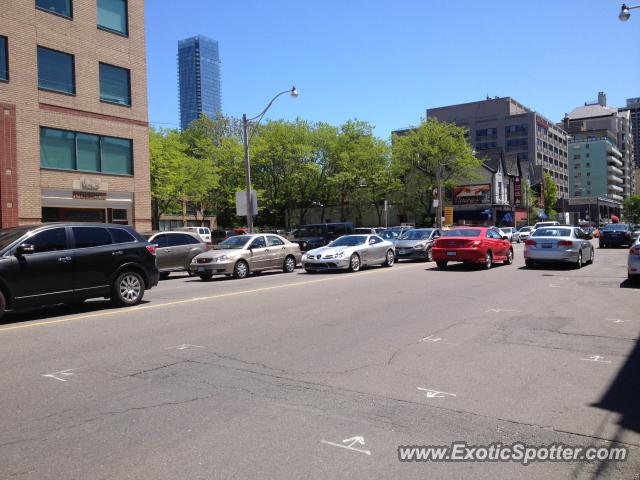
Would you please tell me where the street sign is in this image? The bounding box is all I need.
[444,207,453,226]
[235,190,258,216]
[432,199,439,208]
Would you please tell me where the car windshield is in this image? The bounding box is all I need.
[442,229,481,237]
[329,236,367,247]
[294,226,324,237]
[379,231,397,240]
[520,227,532,232]
[602,224,628,231]
[399,229,432,240]
[0,226,31,250]
[215,235,252,249]
[533,228,572,237]
[354,228,372,234]
[499,228,511,233]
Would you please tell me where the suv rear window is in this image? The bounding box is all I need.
[72,227,112,248]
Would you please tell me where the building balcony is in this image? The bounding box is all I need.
[608,164,623,176]
[608,184,624,193]
[608,174,623,184]
[607,155,623,167]
[608,193,623,202]
[607,146,622,157]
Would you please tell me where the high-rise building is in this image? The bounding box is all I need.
[623,97,639,168]
[178,35,222,130]
[0,0,151,230]
[427,97,570,199]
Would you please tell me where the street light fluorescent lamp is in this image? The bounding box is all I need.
[619,3,640,21]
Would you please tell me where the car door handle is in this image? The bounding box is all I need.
[264,249,270,252]
[112,250,124,256]
[58,256,72,262]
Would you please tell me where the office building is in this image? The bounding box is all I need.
[427,97,570,199]
[624,97,639,168]
[0,0,151,229]
[178,35,222,130]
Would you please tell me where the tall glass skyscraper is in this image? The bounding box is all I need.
[178,35,222,130]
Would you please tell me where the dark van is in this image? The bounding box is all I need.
[291,222,354,252]
[0,223,159,320]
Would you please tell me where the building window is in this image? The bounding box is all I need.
[97,0,128,35]
[99,63,131,106]
[585,144,589,149]
[36,0,72,18]
[0,36,7,81]
[40,127,133,175]
[37,46,75,94]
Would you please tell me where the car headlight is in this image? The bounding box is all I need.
[215,255,230,262]
[413,243,426,249]
[336,251,345,258]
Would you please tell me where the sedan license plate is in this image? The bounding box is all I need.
[398,249,407,255]
[542,244,552,249]
[197,266,206,272]
[447,251,457,256]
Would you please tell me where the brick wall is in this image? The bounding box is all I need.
[0,0,151,231]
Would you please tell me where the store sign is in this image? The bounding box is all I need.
[514,177,522,206]
[72,191,107,200]
[72,177,108,192]
[444,207,454,225]
[453,184,491,205]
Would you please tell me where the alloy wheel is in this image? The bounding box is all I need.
[119,274,141,303]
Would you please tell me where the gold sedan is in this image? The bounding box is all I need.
[189,234,302,280]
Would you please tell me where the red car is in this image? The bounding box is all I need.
[432,227,513,270]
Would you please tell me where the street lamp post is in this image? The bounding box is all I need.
[619,3,640,21]
[242,86,298,233]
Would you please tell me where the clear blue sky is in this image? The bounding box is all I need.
[145,0,640,139]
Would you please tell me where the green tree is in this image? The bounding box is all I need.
[524,180,540,225]
[542,172,558,220]
[623,195,640,224]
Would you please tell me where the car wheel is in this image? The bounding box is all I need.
[587,248,594,264]
[504,248,514,265]
[525,259,534,268]
[348,253,361,272]
[199,273,213,281]
[159,271,170,280]
[426,247,433,262]
[283,255,296,273]
[111,271,145,307]
[483,251,493,270]
[575,250,583,269]
[186,255,198,276]
[382,250,394,267]
[233,260,249,279]
[436,261,447,270]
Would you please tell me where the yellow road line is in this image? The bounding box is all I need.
[0,263,425,334]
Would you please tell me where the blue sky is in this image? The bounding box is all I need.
[146,0,640,139]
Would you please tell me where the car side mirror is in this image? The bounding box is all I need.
[16,244,35,256]
[502,236,509,241]
[369,239,376,245]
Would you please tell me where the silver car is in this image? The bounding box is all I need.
[499,227,520,243]
[395,228,442,261]
[303,234,395,272]
[146,231,208,279]
[524,226,594,269]
[518,226,534,241]
[190,234,302,280]
[628,237,640,282]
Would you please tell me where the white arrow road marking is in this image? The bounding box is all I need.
[42,369,75,382]
[418,387,457,399]
[580,355,612,364]
[165,344,204,351]
[484,308,521,313]
[419,335,459,346]
[320,435,371,456]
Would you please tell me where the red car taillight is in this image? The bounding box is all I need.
[146,245,156,255]
[630,247,640,256]
[525,240,536,246]
[558,240,573,247]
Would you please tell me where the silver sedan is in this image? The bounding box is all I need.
[524,226,594,269]
[302,234,395,272]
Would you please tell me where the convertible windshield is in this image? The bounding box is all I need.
[442,229,481,237]
[399,229,433,240]
[533,228,572,237]
[294,226,324,237]
[330,235,367,247]
[215,235,252,249]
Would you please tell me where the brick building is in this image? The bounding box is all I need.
[0,0,151,230]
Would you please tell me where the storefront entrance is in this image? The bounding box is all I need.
[42,207,129,225]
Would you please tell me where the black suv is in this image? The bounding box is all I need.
[291,223,354,252]
[0,223,159,320]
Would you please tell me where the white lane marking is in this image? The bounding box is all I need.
[417,387,457,399]
[42,369,75,382]
[165,344,204,351]
[320,436,371,456]
[580,355,612,364]
[549,284,568,288]
[606,318,626,324]
[419,335,459,346]
[485,308,521,313]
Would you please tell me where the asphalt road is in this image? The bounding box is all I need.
[1,242,639,479]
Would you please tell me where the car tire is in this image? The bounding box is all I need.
[483,251,493,270]
[436,261,447,270]
[199,273,213,281]
[111,271,145,307]
[587,248,594,264]
[159,271,170,280]
[382,250,394,267]
[283,255,296,273]
[525,259,534,268]
[426,248,433,262]
[575,250,583,269]
[233,260,249,279]
[186,255,198,276]
[348,253,361,272]
[504,248,514,265]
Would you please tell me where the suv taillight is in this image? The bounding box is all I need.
[525,240,536,246]
[146,245,156,255]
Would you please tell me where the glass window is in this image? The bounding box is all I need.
[99,63,130,106]
[40,127,75,169]
[97,0,128,35]
[37,46,75,94]
[267,235,285,246]
[36,0,72,17]
[76,133,100,171]
[27,227,68,253]
[109,228,135,244]
[168,233,198,247]
[72,227,112,248]
[0,36,7,81]
[249,236,267,248]
[153,234,168,248]
[101,136,132,174]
